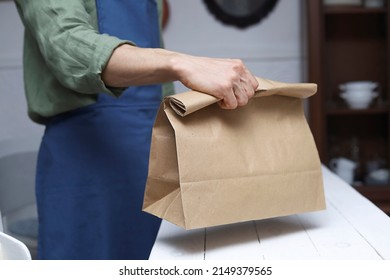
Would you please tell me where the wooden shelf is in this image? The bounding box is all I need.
[355,185,390,200]
[355,185,390,214]
[327,106,389,115]
[307,0,390,215]
[375,202,390,214]
[324,5,387,14]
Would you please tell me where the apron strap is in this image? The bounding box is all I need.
[95,0,162,104]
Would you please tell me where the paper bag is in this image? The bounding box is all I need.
[143,77,325,230]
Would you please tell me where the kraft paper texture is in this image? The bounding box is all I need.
[143,77,325,230]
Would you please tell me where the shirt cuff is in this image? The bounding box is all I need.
[92,36,135,97]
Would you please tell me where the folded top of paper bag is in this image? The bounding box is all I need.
[168,77,317,117]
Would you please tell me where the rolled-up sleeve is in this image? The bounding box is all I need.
[15,0,132,96]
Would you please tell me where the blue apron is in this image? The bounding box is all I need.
[36,0,162,260]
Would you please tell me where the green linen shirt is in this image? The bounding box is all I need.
[15,0,172,124]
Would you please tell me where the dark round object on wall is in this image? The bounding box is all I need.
[203,0,279,29]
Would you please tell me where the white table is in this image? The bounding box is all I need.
[150,166,390,260]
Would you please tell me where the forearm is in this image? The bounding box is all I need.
[102,44,180,87]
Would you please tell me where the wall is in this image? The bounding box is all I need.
[163,0,306,93]
[0,0,306,148]
[0,1,43,149]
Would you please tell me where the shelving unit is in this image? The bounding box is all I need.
[306,0,390,214]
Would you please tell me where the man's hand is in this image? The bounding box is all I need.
[172,54,258,109]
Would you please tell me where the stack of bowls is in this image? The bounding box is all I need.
[365,169,390,185]
[339,81,379,109]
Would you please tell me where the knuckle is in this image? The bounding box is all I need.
[247,90,255,99]
[229,59,245,73]
[233,58,244,66]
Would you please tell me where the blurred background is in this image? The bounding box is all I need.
[1,0,389,258]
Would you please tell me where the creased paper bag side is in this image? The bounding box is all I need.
[168,94,324,229]
[142,103,187,228]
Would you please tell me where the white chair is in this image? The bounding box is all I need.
[0,137,40,259]
[0,211,31,260]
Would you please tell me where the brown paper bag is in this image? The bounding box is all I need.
[143,77,325,230]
